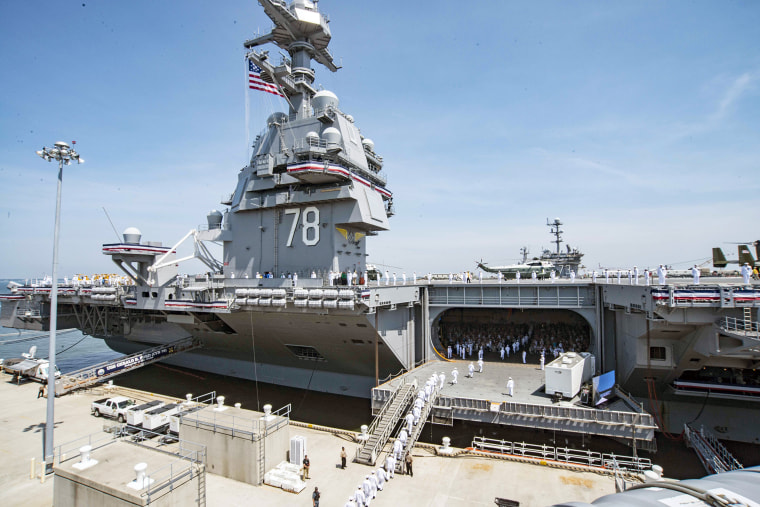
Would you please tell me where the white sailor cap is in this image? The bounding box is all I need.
[509,377,513,380]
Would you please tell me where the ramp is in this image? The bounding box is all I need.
[56,337,202,395]
[684,423,743,474]
[356,379,416,465]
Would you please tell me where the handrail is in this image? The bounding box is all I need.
[472,436,651,473]
[717,316,760,334]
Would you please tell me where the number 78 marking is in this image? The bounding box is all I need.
[284,207,320,247]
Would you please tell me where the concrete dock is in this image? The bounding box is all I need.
[0,376,617,506]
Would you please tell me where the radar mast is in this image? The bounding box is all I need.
[547,218,564,254]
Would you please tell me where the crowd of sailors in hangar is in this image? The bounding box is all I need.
[438,321,591,363]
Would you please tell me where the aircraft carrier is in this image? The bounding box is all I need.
[2,0,760,448]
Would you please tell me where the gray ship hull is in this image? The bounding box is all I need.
[101,309,406,398]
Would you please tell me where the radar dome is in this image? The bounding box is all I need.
[345,114,354,123]
[362,138,375,151]
[123,227,142,244]
[305,131,319,144]
[267,112,287,126]
[312,90,339,111]
[207,210,223,230]
[322,127,342,147]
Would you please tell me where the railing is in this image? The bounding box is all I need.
[181,403,290,440]
[684,424,743,474]
[15,308,41,318]
[471,436,652,473]
[55,427,206,466]
[359,380,416,464]
[718,316,760,335]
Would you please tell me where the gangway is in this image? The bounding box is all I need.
[684,423,743,474]
[356,379,417,465]
[394,385,439,474]
[56,337,202,395]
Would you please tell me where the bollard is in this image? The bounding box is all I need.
[40,462,45,483]
[30,457,35,479]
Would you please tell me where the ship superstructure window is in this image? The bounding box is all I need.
[285,344,326,362]
[649,346,667,361]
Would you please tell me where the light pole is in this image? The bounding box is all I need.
[36,141,83,473]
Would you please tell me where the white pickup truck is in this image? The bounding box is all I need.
[91,396,136,422]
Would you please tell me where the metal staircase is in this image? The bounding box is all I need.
[684,423,743,474]
[395,386,438,474]
[356,380,417,465]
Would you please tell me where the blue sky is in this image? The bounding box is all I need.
[1,0,759,279]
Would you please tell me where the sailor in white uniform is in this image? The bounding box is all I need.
[532,271,537,281]
[478,357,484,373]
[451,368,459,384]
[346,497,357,507]
[376,467,388,491]
[604,269,609,283]
[550,270,556,283]
[507,377,515,397]
[439,372,445,389]
[522,350,527,364]
[427,272,432,283]
[385,270,390,286]
[692,265,700,285]
[392,439,403,461]
[399,428,408,447]
[412,404,421,425]
[385,454,395,479]
[479,271,483,283]
[540,350,545,370]
[570,270,576,282]
[516,271,521,283]
[657,265,666,285]
[592,270,597,283]
[742,263,752,284]
[447,345,452,359]
[354,487,366,507]
[369,472,379,498]
[392,272,397,285]
[405,412,414,433]
[500,346,505,360]
[498,271,504,283]
[468,362,475,378]
[627,269,632,285]
[362,476,373,504]
[402,272,407,285]
[633,266,639,285]
[448,273,453,283]
[413,272,417,284]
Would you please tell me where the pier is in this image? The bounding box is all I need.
[0,378,618,506]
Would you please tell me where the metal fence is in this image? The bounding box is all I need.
[471,436,652,473]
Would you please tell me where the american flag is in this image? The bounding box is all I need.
[248,61,285,97]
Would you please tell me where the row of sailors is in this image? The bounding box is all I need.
[347,376,441,506]
[347,467,388,507]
